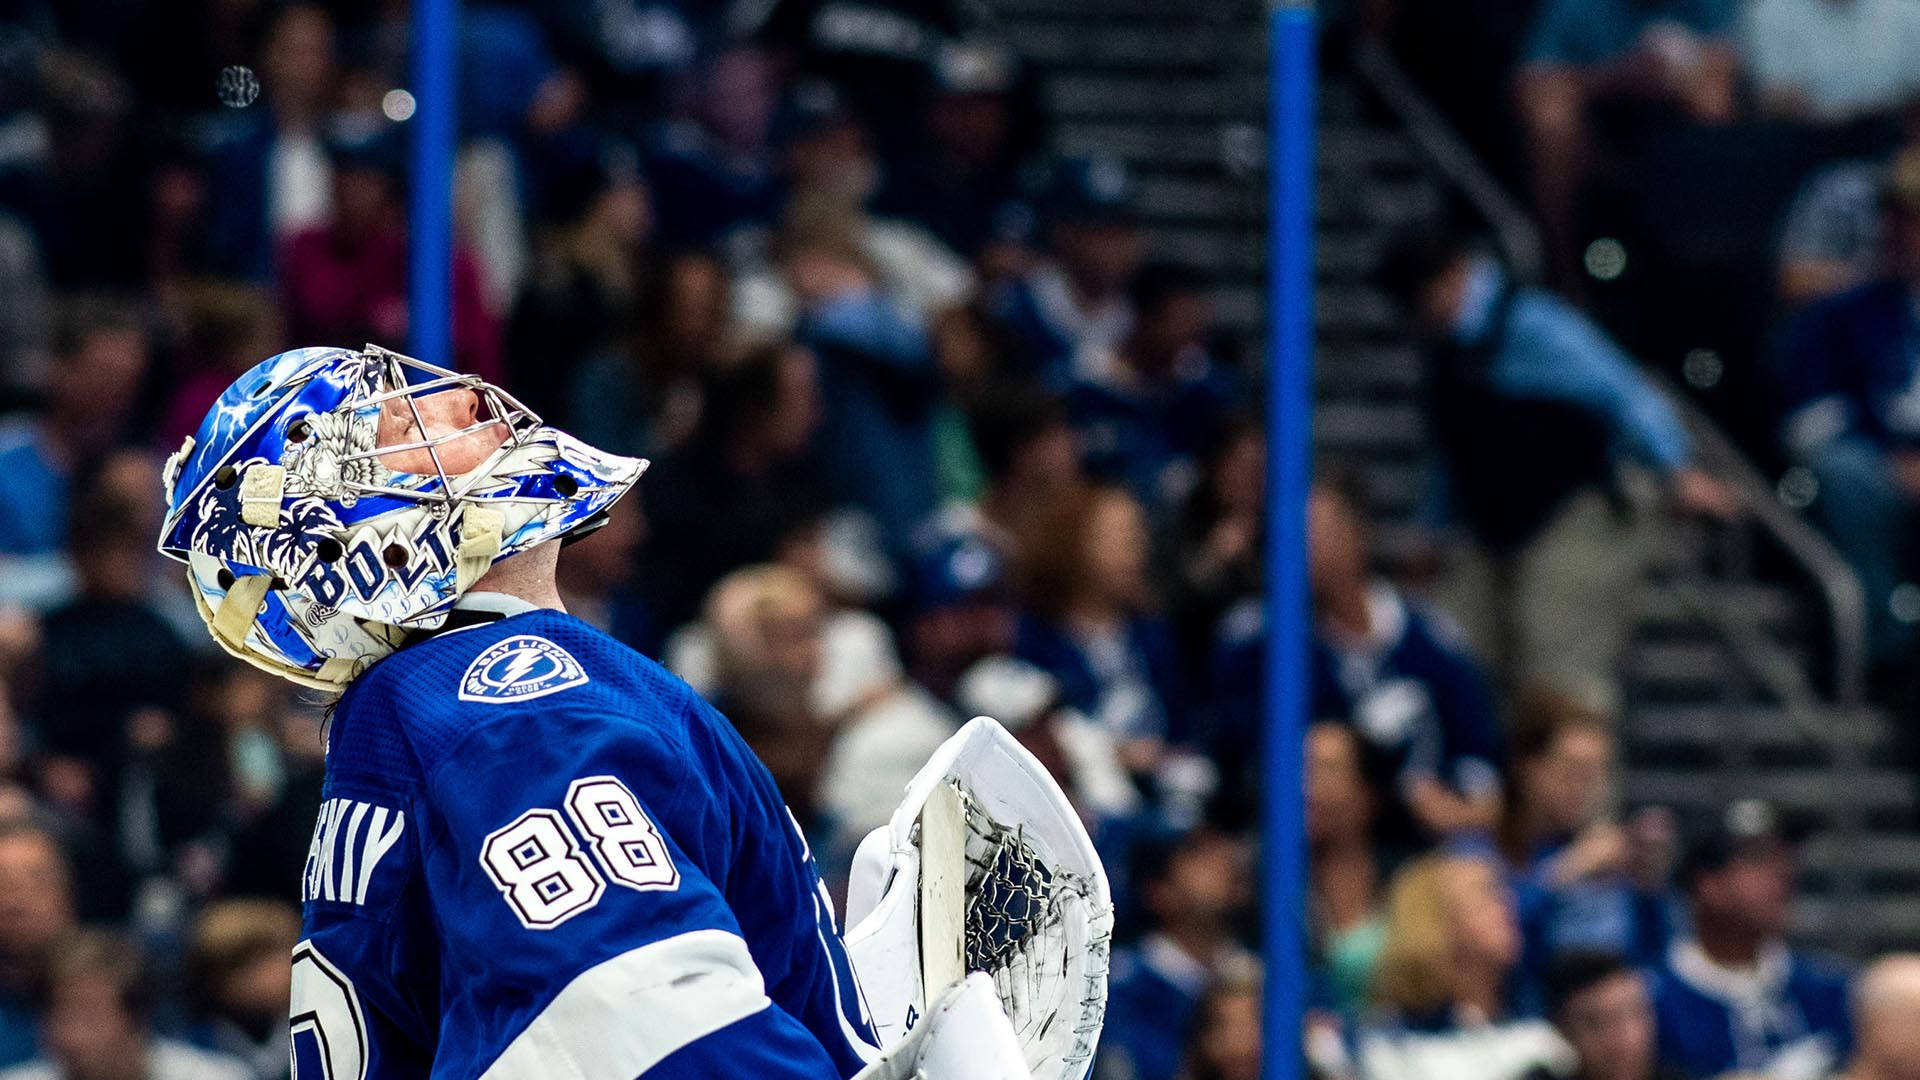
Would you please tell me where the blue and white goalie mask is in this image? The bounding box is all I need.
[157,345,647,690]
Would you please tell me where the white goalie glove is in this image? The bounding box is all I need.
[843,716,1115,1080]
[850,974,1031,1080]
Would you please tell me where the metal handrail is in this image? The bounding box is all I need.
[1347,35,1869,707]
[1350,39,1544,282]
[1671,384,1870,705]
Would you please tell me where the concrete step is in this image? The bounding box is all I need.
[1623,639,1767,698]
[1315,344,1426,396]
[1213,283,1262,331]
[1317,177,1444,230]
[1156,225,1265,276]
[1317,128,1425,177]
[1794,896,1920,951]
[1057,121,1233,169]
[1623,767,1914,816]
[1313,400,1427,454]
[1315,283,1401,338]
[1135,175,1264,225]
[1047,73,1266,120]
[1801,832,1920,879]
[1628,704,1894,755]
[1011,21,1269,69]
[1634,581,1802,635]
[988,0,1254,21]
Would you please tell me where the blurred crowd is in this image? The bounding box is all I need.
[0,1,1916,1080]
[0,1,1269,1079]
[1290,0,1920,1079]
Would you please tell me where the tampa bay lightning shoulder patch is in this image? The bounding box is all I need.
[458,635,589,703]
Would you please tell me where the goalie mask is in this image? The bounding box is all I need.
[156,345,646,690]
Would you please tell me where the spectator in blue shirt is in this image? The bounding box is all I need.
[1514,0,1737,284]
[1066,262,1238,518]
[874,37,1036,259]
[643,45,784,249]
[1014,482,1185,749]
[0,300,149,612]
[1101,827,1255,1080]
[1775,148,1920,664]
[1376,227,1734,713]
[1650,801,1852,1080]
[782,197,944,552]
[1308,479,1505,857]
[1522,952,1685,1080]
[1503,691,1679,991]
[985,156,1144,379]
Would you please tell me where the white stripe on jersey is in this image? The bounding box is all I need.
[477,929,771,1080]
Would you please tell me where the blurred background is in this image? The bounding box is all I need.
[1,0,1919,1078]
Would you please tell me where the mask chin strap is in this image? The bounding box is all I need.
[194,573,366,690]
[455,505,503,594]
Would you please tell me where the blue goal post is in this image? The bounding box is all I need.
[1265,2,1316,1079]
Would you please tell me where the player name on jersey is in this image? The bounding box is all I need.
[304,797,406,906]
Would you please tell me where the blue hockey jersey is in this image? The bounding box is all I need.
[290,600,881,1079]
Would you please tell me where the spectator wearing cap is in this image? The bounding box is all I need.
[644,45,783,250]
[1775,146,1920,667]
[1304,480,1504,856]
[0,300,150,612]
[537,0,703,119]
[729,81,973,344]
[1522,952,1682,1080]
[1376,225,1735,714]
[1357,852,1572,1080]
[968,383,1082,549]
[902,527,1019,706]
[985,156,1145,379]
[1833,954,1920,1080]
[507,136,651,420]
[1065,262,1238,519]
[777,195,946,550]
[278,125,500,383]
[198,4,338,282]
[749,0,971,153]
[874,37,1035,259]
[1773,107,1920,312]
[1504,691,1679,993]
[1101,827,1256,1080]
[1650,801,1852,1080]
[0,929,250,1080]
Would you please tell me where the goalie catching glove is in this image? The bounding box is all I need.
[844,716,1115,1080]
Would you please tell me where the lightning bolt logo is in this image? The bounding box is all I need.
[457,636,589,704]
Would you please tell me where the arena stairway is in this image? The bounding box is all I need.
[978,0,1919,956]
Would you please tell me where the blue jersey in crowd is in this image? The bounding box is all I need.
[1650,940,1852,1080]
[293,599,880,1079]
